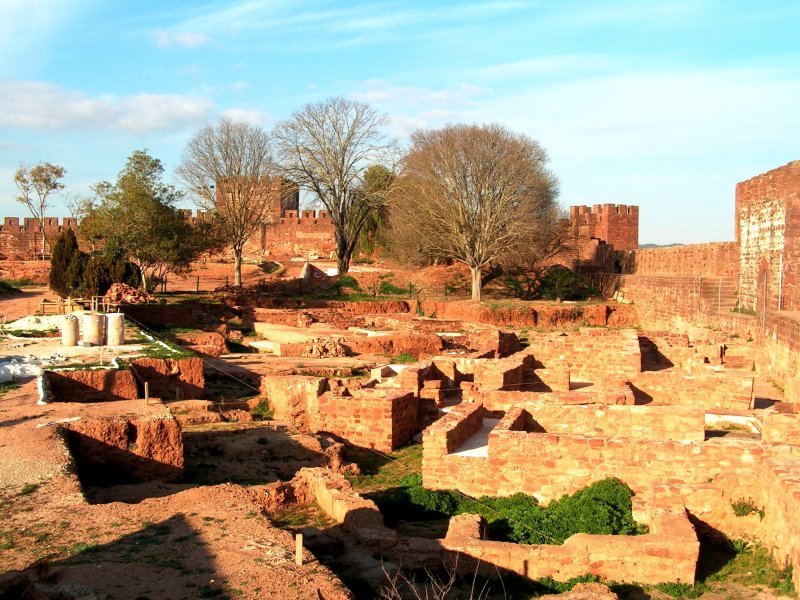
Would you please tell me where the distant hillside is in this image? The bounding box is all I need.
[638,243,685,249]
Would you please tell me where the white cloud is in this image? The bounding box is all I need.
[221,108,273,127]
[0,81,214,133]
[151,29,213,48]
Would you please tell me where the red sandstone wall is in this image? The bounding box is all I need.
[633,243,739,278]
[736,161,800,312]
[311,390,418,452]
[522,328,641,383]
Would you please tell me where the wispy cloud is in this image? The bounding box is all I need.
[151,29,213,48]
[221,107,274,127]
[0,81,214,133]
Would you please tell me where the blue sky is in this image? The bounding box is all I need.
[1,0,798,244]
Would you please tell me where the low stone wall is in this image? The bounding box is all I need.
[130,357,205,400]
[44,369,138,402]
[61,404,183,483]
[260,375,419,451]
[473,357,526,391]
[522,328,641,383]
[514,404,705,443]
[413,301,637,329]
[279,468,699,587]
[312,390,418,452]
[442,489,698,585]
[630,370,754,410]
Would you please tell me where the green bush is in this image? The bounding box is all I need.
[332,275,361,296]
[370,476,645,545]
[251,400,273,420]
[537,265,595,301]
[83,254,141,296]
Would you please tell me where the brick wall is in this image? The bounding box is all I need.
[569,204,639,250]
[522,328,641,383]
[260,375,419,451]
[311,390,418,452]
[736,161,800,312]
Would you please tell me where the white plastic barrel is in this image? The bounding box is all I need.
[106,313,125,346]
[62,315,79,347]
[82,312,105,346]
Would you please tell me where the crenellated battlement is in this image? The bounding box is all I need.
[569,203,639,250]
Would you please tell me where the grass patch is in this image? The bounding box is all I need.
[3,327,59,338]
[269,502,335,530]
[250,399,273,421]
[138,341,195,360]
[18,483,38,496]
[346,443,423,493]
[387,352,416,364]
[0,381,20,397]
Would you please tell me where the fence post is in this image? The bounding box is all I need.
[196,275,200,293]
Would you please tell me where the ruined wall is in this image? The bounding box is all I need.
[44,369,139,402]
[0,216,77,260]
[523,328,641,383]
[736,161,800,312]
[422,403,763,504]
[569,204,639,250]
[260,375,419,451]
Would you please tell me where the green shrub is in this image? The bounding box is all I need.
[371,476,645,545]
[731,498,764,518]
[537,265,595,301]
[332,275,361,295]
[251,400,273,420]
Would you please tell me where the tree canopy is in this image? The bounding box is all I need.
[177,118,275,286]
[393,123,560,301]
[82,150,213,292]
[14,162,66,259]
[273,97,398,274]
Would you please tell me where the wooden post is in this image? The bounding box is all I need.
[196,275,200,292]
[144,382,149,404]
[295,533,303,566]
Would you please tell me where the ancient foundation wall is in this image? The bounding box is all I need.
[311,390,418,452]
[630,370,754,410]
[523,328,641,382]
[62,410,183,483]
[443,500,698,585]
[260,375,419,451]
[129,357,205,400]
[44,369,138,402]
[422,403,764,504]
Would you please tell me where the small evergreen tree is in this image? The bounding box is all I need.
[49,229,86,297]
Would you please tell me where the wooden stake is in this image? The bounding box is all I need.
[295,533,303,566]
[144,382,149,404]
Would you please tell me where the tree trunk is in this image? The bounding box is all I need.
[40,224,46,260]
[141,270,149,293]
[234,250,242,286]
[336,235,350,274]
[470,266,482,302]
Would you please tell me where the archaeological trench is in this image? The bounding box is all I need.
[1,161,800,599]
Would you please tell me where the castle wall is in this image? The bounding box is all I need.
[0,216,77,261]
[632,242,738,278]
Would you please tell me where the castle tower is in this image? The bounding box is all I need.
[569,204,639,250]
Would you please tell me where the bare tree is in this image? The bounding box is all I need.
[14,162,66,259]
[178,118,274,286]
[393,123,559,302]
[273,97,398,274]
